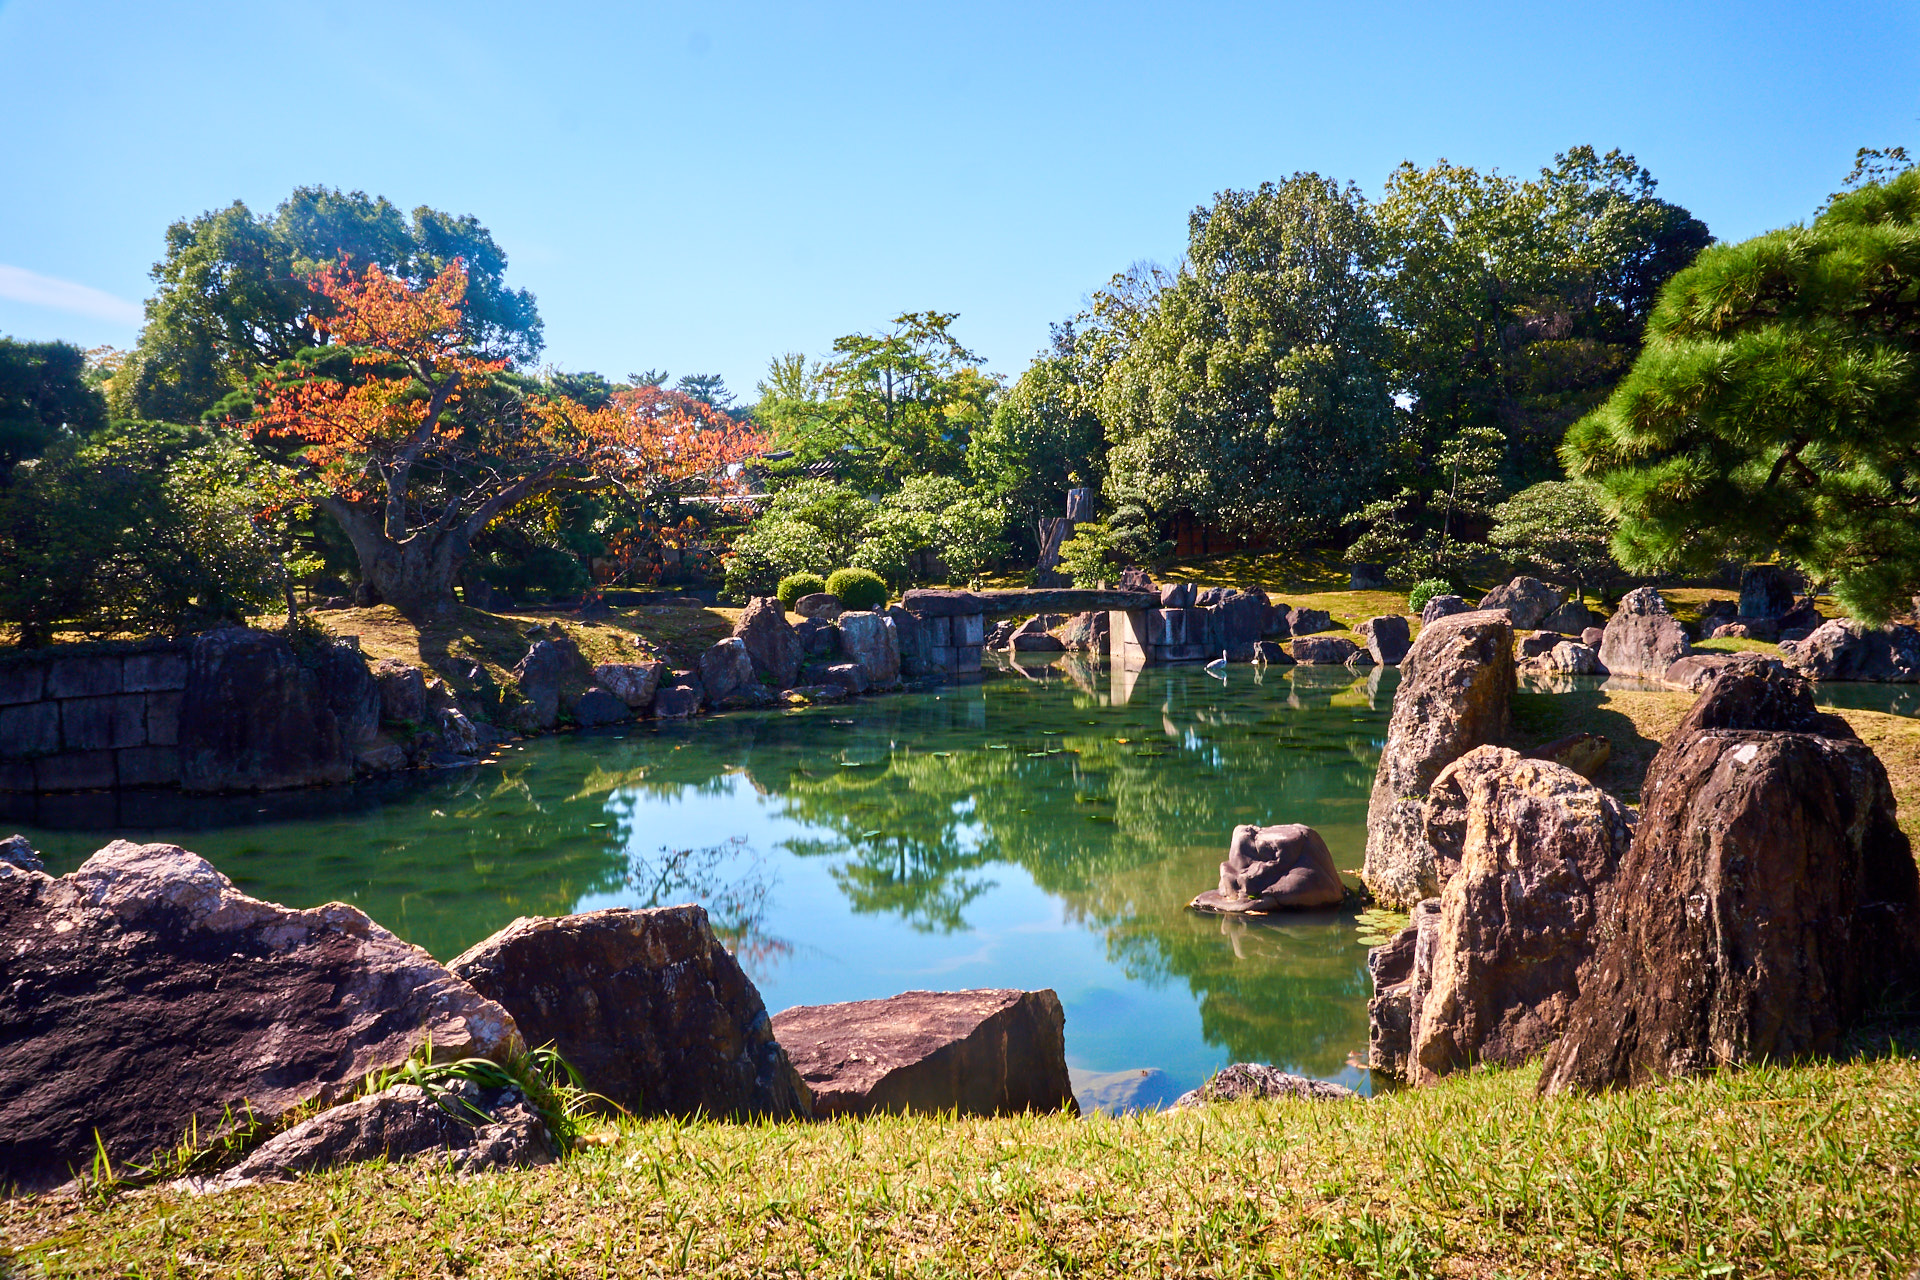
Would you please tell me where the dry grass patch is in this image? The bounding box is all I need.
[5,1058,1917,1277]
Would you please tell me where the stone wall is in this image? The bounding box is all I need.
[0,642,190,792]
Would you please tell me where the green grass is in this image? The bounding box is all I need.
[6,1057,1919,1277]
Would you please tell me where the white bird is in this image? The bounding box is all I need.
[1205,649,1228,678]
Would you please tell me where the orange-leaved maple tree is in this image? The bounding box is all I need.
[244,259,764,614]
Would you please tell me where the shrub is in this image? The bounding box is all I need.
[777,572,827,611]
[826,567,888,611]
[1407,578,1453,613]
[1056,521,1117,588]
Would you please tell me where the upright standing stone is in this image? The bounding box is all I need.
[1362,611,1515,908]
[1597,587,1691,681]
[836,611,902,686]
[1477,577,1563,630]
[1356,615,1412,665]
[733,597,803,688]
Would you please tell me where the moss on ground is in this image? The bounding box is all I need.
[6,1057,1917,1277]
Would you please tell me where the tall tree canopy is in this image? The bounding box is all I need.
[1564,165,1920,622]
[967,323,1106,553]
[241,261,758,614]
[755,312,998,490]
[1099,174,1395,537]
[0,338,106,467]
[1377,147,1711,487]
[115,186,541,423]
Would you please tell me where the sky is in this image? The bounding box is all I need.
[1,0,1915,400]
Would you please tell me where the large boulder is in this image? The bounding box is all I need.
[1362,611,1515,908]
[771,989,1075,1118]
[886,605,933,677]
[1366,897,1442,1078]
[0,842,520,1193]
[1290,636,1362,665]
[1412,751,1633,1083]
[794,592,843,620]
[179,629,378,791]
[1539,665,1920,1093]
[836,611,902,687]
[1171,1063,1355,1109]
[450,906,810,1120]
[1597,586,1691,680]
[1188,823,1346,914]
[594,660,666,711]
[733,597,804,688]
[207,1081,553,1187]
[697,636,758,703]
[1780,619,1920,682]
[508,639,569,732]
[1286,607,1335,636]
[1539,600,1598,634]
[1478,576,1563,630]
[371,658,428,724]
[1356,615,1412,665]
[1739,563,1799,619]
[1421,594,1469,625]
[571,688,630,726]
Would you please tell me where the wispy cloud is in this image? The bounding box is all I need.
[0,264,143,326]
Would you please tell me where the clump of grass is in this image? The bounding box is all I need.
[367,1046,612,1153]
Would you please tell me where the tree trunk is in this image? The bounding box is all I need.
[322,501,471,618]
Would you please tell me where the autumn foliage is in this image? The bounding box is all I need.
[243,260,764,611]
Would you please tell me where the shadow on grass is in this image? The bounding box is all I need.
[1509,688,1677,805]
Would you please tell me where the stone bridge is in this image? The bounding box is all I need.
[896,586,1273,676]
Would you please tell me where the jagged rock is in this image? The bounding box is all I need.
[1357,615,1412,665]
[697,637,758,704]
[594,661,666,711]
[1778,598,1825,635]
[1367,898,1442,1077]
[1421,595,1469,625]
[508,640,569,732]
[772,989,1075,1118]
[179,629,379,792]
[794,593,843,620]
[1286,607,1335,636]
[1662,653,1775,694]
[1188,824,1346,914]
[1252,640,1293,665]
[371,659,427,724]
[571,688,630,726]
[1060,611,1110,654]
[1539,665,1920,1093]
[1780,619,1920,682]
[652,680,702,719]
[0,842,521,1193]
[793,617,840,658]
[0,834,41,872]
[1739,563,1799,618]
[1362,611,1515,908]
[821,662,871,695]
[1598,587,1691,680]
[1581,626,1606,648]
[1422,746,1525,885]
[1540,600,1598,633]
[1527,732,1611,779]
[733,597,804,688]
[886,606,933,677]
[1542,641,1601,675]
[1413,755,1633,1082]
[1479,577,1564,630]
[836,612,901,687]
[1158,582,1198,609]
[1218,591,1273,648]
[451,906,809,1120]
[1171,1063,1356,1108]
[207,1082,553,1187]
[1291,636,1360,665]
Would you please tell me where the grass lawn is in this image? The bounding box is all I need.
[6,1056,1917,1278]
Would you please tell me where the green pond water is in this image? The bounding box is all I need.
[8,657,1398,1109]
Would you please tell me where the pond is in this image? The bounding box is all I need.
[9,659,1403,1111]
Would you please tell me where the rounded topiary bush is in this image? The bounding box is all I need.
[826,567,888,612]
[777,571,827,611]
[1407,578,1453,613]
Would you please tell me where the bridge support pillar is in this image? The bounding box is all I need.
[1107,609,1151,669]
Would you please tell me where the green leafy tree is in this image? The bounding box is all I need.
[0,338,107,466]
[1563,163,1920,622]
[754,313,998,490]
[1377,147,1711,487]
[1346,425,1506,582]
[968,325,1105,554]
[1055,520,1118,587]
[1487,479,1619,600]
[113,186,541,423]
[1099,174,1396,538]
[722,480,874,599]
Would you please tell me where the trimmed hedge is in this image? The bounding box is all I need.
[777,572,827,611]
[826,567,888,612]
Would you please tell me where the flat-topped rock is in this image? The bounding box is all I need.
[450,906,809,1121]
[771,989,1075,1118]
[0,842,520,1193]
[1171,1063,1355,1108]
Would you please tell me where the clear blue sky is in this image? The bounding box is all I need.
[2,0,1915,399]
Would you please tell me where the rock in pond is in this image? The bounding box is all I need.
[371,658,428,724]
[450,906,810,1121]
[1412,749,1633,1083]
[1479,576,1563,630]
[1290,635,1361,665]
[594,660,667,711]
[1780,619,1920,683]
[771,989,1075,1118]
[1356,615,1412,665]
[1070,1067,1183,1115]
[204,1081,554,1188]
[1362,610,1515,909]
[734,596,803,689]
[1252,639,1293,665]
[1539,663,1920,1093]
[571,687,630,726]
[507,637,583,733]
[836,611,902,687]
[0,842,521,1194]
[1597,586,1691,681]
[1171,1063,1356,1108]
[652,679,702,719]
[1189,823,1346,913]
[698,636,758,704]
